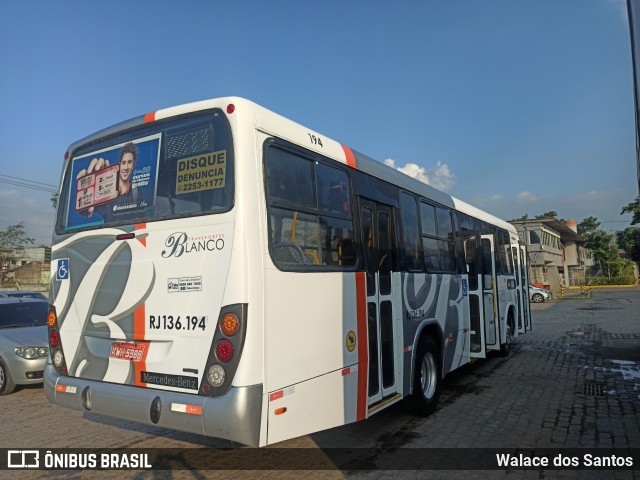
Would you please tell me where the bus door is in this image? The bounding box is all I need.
[481,234,499,350]
[464,232,486,359]
[520,244,532,331]
[512,246,524,337]
[359,199,399,405]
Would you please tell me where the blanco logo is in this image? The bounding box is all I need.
[8,450,39,468]
[161,232,225,258]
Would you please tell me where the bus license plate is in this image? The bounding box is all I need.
[109,342,147,363]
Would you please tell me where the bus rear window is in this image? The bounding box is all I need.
[57,112,233,233]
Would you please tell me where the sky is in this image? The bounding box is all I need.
[0,0,638,246]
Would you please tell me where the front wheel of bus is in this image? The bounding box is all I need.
[405,336,441,417]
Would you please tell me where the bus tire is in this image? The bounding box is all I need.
[404,336,441,417]
[499,311,515,357]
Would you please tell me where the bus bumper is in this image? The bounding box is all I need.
[44,364,263,446]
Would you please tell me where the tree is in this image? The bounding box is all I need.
[535,211,558,219]
[621,196,640,225]
[577,216,600,236]
[0,223,34,250]
[581,221,617,279]
[0,223,35,283]
[618,227,640,262]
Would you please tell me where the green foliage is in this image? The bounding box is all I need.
[577,216,600,236]
[535,211,558,219]
[584,230,616,264]
[0,223,34,249]
[589,276,636,286]
[617,227,640,262]
[621,196,640,225]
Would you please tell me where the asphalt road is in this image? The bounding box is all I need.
[1,288,639,479]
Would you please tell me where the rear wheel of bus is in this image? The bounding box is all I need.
[405,336,441,416]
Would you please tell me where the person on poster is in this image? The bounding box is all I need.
[77,142,146,223]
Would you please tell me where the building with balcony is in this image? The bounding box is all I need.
[509,218,592,291]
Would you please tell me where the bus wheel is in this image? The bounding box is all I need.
[404,336,441,417]
[499,312,515,357]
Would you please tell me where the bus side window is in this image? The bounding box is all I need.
[265,143,355,271]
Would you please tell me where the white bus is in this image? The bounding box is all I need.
[46,97,531,446]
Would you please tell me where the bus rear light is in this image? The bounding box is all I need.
[215,340,234,363]
[207,364,225,388]
[199,304,247,397]
[52,349,65,368]
[116,233,135,240]
[220,313,239,336]
[48,310,57,328]
[50,331,60,349]
[226,104,235,114]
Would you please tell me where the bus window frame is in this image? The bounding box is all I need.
[419,199,458,274]
[398,190,424,273]
[263,138,357,273]
[55,110,235,236]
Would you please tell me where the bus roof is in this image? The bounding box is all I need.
[66,96,456,210]
[451,196,517,234]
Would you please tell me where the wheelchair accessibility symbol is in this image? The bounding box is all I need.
[56,258,69,281]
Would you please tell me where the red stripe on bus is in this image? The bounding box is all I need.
[134,303,147,387]
[270,390,283,402]
[135,223,146,247]
[144,112,156,123]
[342,145,357,169]
[355,271,368,421]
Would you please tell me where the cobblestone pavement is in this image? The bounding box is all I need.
[1,289,638,479]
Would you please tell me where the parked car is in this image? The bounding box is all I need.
[0,298,49,395]
[529,285,553,303]
[0,290,47,301]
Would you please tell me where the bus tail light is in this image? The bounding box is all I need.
[220,313,239,336]
[215,340,234,362]
[200,304,247,396]
[207,364,225,388]
[48,305,69,375]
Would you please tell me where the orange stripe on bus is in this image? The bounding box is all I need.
[355,271,368,421]
[341,145,357,169]
[270,390,284,402]
[186,405,203,415]
[134,303,147,386]
[135,223,146,247]
[143,112,156,123]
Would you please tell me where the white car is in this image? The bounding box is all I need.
[529,285,553,303]
[0,298,49,395]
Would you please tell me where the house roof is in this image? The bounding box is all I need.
[509,218,584,242]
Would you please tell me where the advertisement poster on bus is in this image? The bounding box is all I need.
[65,134,161,230]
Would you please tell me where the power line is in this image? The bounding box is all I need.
[0,173,58,193]
[0,174,57,189]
